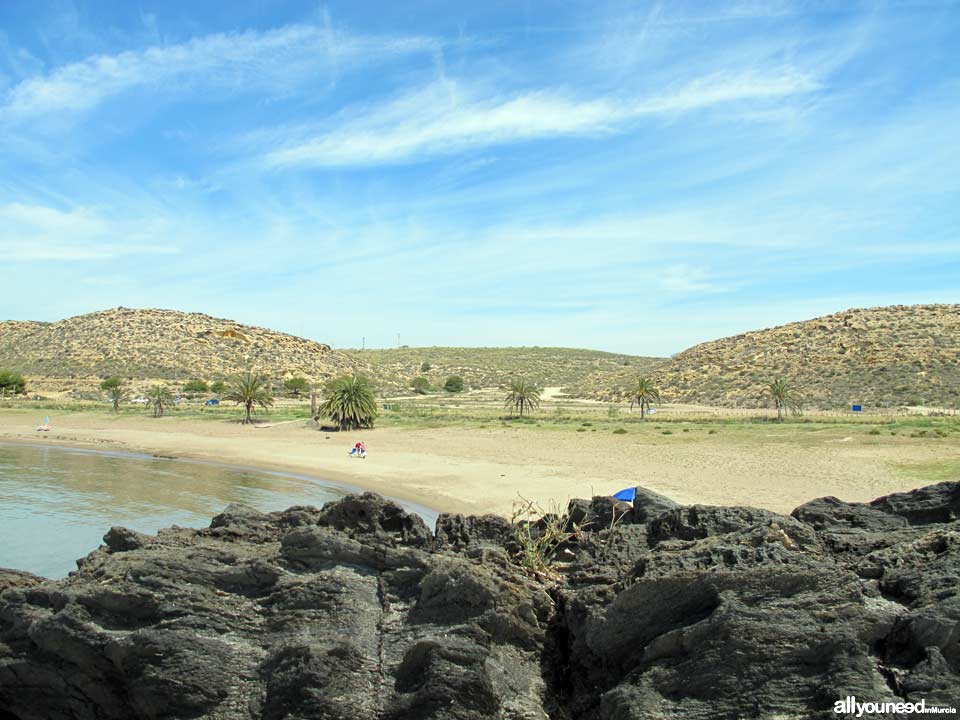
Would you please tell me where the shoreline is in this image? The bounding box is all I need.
[0,438,441,524]
[0,424,466,516]
[1,408,957,518]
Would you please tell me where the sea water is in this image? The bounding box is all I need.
[0,442,437,578]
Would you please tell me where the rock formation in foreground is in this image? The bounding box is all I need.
[1,483,957,719]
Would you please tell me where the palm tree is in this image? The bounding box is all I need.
[629,377,661,420]
[100,377,128,412]
[504,380,541,418]
[763,377,803,421]
[148,384,174,418]
[318,375,378,430]
[224,370,275,424]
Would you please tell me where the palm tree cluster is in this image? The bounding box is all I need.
[224,370,275,424]
[318,375,378,430]
[763,377,804,421]
[504,380,542,418]
[148,384,174,418]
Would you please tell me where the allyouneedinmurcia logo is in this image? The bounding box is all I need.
[834,697,957,716]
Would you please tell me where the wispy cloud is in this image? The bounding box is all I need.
[0,202,179,261]
[0,24,438,121]
[659,264,723,294]
[262,68,819,168]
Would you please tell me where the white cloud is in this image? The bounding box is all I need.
[263,68,820,168]
[0,24,437,121]
[659,264,721,293]
[0,202,179,262]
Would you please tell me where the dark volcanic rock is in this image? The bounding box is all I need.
[435,513,516,552]
[0,568,45,594]
[630,485,680,523]
[103,526,152,553]
[2,483,959,719]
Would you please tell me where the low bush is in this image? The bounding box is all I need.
[444,375,464,393]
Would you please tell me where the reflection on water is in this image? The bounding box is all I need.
[0,443,437,579]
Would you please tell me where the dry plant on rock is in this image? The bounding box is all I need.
[510,496,589,576]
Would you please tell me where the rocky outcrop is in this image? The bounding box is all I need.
[2,485,958,719]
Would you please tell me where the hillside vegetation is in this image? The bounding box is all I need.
[571,304,960,409]
[344,346,664,393]
[0,308,361,386]
[2,304,956,409]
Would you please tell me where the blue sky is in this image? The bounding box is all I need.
[0,1,957,355]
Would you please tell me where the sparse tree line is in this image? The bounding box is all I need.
[93,371,381,429]
[2,362,807,425]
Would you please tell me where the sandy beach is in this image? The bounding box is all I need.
[1,408,956,518]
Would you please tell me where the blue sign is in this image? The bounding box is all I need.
[852,405,862,412]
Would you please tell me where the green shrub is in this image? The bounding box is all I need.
[708,429,718,435]
[420,361,431,372]
[662,430,673,435]
[183,379,208,394]
[613,428,627,434]
[444,375,464,393]
[868,428,881,435]
[576,428,586,433]
[100,377,123,391]
[0,369,26,396]
[283,377,311,397]
[210,380,226,395]
[411,377,430,394]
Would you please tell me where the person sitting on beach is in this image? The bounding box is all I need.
[349,442,362,457]
[359,441,367,459]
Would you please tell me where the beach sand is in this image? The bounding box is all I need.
[0,408,956,518]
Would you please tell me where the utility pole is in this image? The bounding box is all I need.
[397,333,400,348]
[362,336,365,350]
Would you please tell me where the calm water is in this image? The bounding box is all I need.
[0,442,438,579]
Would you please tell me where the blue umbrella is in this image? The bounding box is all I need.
[613,486,636,503]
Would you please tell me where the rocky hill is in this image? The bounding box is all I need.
[573,304,960,409]
[2,483,958,718]
[3,304,957,407]
[0,307,362,386]
[345,346,664,393]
